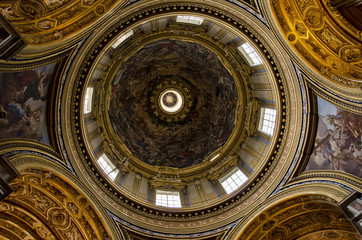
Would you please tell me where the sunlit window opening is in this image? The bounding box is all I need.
[238,42,263,66]
[111,30,134,49]
[155,190,182,208]
[220,168,248,194]
[259,107,277,136]
[159,89,184,113]
[97,153,119,180]
[84,87,94,114]
[176,16,204,25]
[347,198,362,216]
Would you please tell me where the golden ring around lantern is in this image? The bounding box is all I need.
[149,77,195,124]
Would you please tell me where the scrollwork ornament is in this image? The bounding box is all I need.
[270,0,362,93]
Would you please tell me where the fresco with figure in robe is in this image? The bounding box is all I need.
[305,97,362,177]
[0,63,57,143]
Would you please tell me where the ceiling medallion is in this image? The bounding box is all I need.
[149,78,194,123]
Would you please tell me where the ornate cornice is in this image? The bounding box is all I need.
[0,139,62,160]
[307,81,362,113]
[0,48,72,70]
[228,183,352,239]
[290,171,362,190]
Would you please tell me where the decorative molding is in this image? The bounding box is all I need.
[290,171,362,190]
[0,47,71,69]
[0,139,62,160]
[0,0,125,46]
[307,81,362,113]
[228,184,354,239]
[111,211,234,239]
[3,168,112,239]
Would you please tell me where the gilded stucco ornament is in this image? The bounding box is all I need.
[0,168,113,240]
[270,0,362,96]
[0,0,127,57]
[244,97,260,137]
[236,195,361,240]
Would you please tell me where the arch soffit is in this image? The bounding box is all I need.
[260,0,362,105]
[229,183,355,240]
[4,154,120,240]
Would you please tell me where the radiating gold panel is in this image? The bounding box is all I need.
[0,0,123,45]
[271,0,362,88]
[238,195,361,240]
[0,168,112,240]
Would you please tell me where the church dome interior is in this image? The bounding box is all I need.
[0,0,361,239]
[78,9,285,213]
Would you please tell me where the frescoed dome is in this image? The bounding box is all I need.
[108,39,238,168]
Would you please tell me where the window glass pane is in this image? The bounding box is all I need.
[97,154,118,180]
[84,87,94,114]
[155,190,182,208]
[259,108,276,136]
[220,169,248,194]
[176,16,204,25]
[111,30,134,49]
[238,42,263,66]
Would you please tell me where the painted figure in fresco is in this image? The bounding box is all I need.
[5,104,43,139]
[19,70,48,104]
[0,65,54,142]
[306,97,362,178]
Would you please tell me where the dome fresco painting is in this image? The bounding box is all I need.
[108,39,238,168]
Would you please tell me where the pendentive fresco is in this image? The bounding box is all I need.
[0,63,56,143]
[305,97,362,177]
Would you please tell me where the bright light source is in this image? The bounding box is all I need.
[210,153,220,162]
[97,154,119,180]
[111,30,134,49]
[176,16,204,25]
[155,190,182,208]
[220,168,248,194]
[84,87,94,114]
[159,89,184,113]
[238,42,263,66]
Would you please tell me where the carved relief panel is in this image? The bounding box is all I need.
[271,0,362,94]
[0,168,111,240]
